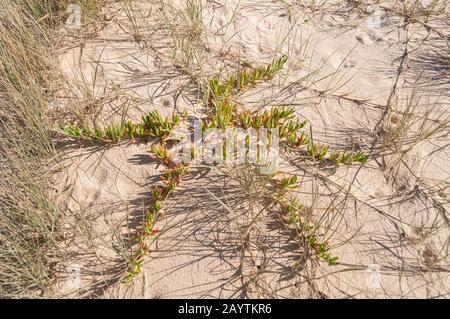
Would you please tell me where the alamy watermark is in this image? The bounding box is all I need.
[66,264,81,289]
[366,264,381,289]
[171,120,280,174]
[366,4,383,29]
[66,4,81,29]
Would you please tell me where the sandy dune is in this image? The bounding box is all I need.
[53,0,449,298]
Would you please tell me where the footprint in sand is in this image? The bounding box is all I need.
[344,59,357,68]
[263,19,275,30]
[356,34,374,46]
[216,16,226,28]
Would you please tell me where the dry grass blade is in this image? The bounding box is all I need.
[0,0,65,298]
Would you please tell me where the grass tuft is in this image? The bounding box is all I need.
[0,0,64,298]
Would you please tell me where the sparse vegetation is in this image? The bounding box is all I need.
[1,0,449,299]
[59,110,181,143]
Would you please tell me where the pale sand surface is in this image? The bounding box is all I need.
[53,0,449,298]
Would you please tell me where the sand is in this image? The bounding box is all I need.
[53,0,449,298]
